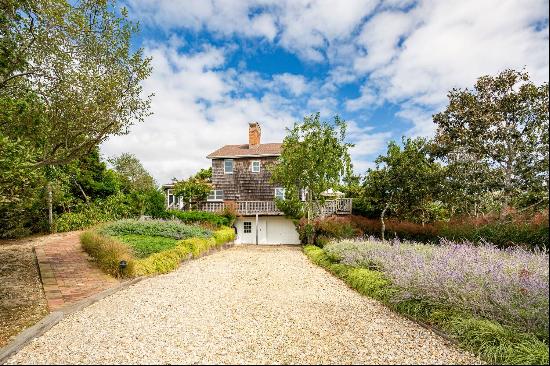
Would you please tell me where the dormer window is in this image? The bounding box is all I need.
[224,159,233,174]
[251,160,260,173]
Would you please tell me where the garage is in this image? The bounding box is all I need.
[235,216,300,245]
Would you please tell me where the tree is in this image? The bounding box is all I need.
[173,169,213,211]
[363,137,443,240]
[433,69,549,216]
[109,153,156,193]
[0,0,152,231]
[271,113,353,224]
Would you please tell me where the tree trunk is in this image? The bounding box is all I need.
[47,182,53,233]
[74,178,89,203]
[380,202,389,242]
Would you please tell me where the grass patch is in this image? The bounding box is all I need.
[115,235,179,258]
[303,245,549,365]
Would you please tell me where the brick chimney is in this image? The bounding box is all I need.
[248,122,261,148]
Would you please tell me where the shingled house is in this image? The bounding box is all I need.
[163,122,351,245]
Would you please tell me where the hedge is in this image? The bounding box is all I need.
[297,212,549,249]
[81,226,236,277]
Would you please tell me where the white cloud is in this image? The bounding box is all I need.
[112,0,549,180]
[102,41,379,183]
[272,73,309,96]
[346,120,391,173]
[355,0,549,134]
[126,0,379,61]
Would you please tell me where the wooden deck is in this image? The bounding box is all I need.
[168,198,352,217]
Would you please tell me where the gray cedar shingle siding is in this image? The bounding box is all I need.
[211,157,280,201]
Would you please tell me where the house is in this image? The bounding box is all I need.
[163,122,352,245]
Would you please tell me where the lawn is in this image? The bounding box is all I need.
[115,235,179,258]
[305,238,549,365]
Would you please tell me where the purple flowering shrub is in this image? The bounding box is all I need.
[324,237,549,336]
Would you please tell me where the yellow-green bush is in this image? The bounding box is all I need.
[81,226,236,278]
[213,227,236,245]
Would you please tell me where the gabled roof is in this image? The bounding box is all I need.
[207,143,282,159]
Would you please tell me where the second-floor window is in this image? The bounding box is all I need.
[207,190,224,201]
[224,159,233,174]
[275,187,286,200]
[251,160,260,173]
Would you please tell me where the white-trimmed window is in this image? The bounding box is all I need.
[224,159,233,174]
[275,187,286,200]
[167,189,177,206]
[207,190,224,201]
[251,160,261,173]
[244,221,252,233]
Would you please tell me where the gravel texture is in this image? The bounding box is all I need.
[7,246,481,364]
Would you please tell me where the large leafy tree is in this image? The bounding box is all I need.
[362,137,444,239]
[173,169,213,211]
[0,0,152,231]
[109,153,158,215]
[433,69,549,215]
[271,113,353,221]
[109,153,156,193]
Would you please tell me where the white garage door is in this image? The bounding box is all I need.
[236,216,300,245]
[264,216,300,244]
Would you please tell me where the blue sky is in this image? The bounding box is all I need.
[101,0,549,184]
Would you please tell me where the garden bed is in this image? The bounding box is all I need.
[304,239,549,365]
[80,219,235,277]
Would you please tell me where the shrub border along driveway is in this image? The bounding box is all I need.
[80,227,236,277]
[303,245,549,365]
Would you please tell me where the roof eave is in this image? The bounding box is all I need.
[206,153,281,159]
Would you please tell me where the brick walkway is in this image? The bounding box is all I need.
[34,232,119,311]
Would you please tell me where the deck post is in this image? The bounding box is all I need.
[255,213,259,245]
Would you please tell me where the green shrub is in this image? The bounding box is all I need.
[451,318,549,365]
[80,231,134,277]
[115,235,179,258]
[166,210,231,227]
[56,193,135,232]
[213,227,236,244]
[100,219,211,240]
[299,212,549,249]
[303,245,550,365]
[132,228,235,276]
[82,225,236,278]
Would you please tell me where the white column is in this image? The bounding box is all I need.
[255,213,259,245]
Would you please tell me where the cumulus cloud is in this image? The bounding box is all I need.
[101,41,377,183]
[109,0,548,181]
[354,0,549,133]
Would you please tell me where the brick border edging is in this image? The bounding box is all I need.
[0,278,142,365]
[32,246,63,310]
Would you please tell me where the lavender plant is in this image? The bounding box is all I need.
[324,238,549,337]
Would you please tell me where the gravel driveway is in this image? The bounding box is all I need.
[7,246,480,364]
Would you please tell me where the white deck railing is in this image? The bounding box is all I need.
[168,198,352,217]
